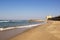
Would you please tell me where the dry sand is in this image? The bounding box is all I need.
[9,21,60,40]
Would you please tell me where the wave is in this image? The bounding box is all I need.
[0,21,9,23]
[0,23,41,31]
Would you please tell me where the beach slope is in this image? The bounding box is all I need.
[9,21,60,40]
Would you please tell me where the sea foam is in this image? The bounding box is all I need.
[0,24,41,31]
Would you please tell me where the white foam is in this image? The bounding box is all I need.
[0,24,41,31]
[16,24,40,28]
[0,28,4,31]
[0,21,9,22]
[0,27,15,31]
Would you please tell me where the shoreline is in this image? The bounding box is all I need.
[0,23,42,31]
[0,23,43,40]
[9,21,60,40]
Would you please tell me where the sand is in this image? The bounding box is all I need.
[0,23,41,40]
[9,21,60,40]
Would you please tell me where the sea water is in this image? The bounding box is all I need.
[0,20,45,40]
[0,20,44,31]
[0,20,43,28]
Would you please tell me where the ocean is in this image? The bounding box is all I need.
[0,20,44,40]
[0,20,42,28]
[0,20,45,31]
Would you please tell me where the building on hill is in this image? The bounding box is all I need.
[48,16,60,21]
[46,16,52,20]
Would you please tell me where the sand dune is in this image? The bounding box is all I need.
[9,21,60,40]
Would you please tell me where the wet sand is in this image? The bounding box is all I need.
[9,21,60,40]
[0,24,41,40]
[0,28,29,40]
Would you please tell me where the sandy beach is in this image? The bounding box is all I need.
[0,0,60,40]
[0,23,41,40]
[9,21,60,40]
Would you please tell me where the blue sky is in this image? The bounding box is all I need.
[0,0,60,20]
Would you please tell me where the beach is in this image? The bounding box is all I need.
[9,21,60,40]
[0,0,60,40]
[0,24,41,40]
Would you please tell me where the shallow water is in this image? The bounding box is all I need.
[0,20,42,28]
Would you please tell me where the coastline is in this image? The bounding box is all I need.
[0,23,42,31]
[0,23,42,40]
[9,21,60,40]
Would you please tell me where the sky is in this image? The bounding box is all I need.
[0,0,60,20]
